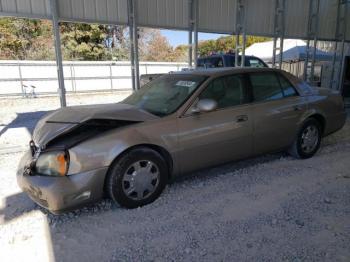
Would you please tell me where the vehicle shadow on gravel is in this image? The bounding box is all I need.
[0,191,39,223]
[0,110,49,137]
[0,152,285,225]
[172,152,285,185]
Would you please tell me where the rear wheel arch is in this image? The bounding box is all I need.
[289,117,322,159]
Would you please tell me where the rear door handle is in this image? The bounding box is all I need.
[236,115,248,122]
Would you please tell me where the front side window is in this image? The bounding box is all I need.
[249,72,283,102]
[199,75,246,109]
[123,75,207,116]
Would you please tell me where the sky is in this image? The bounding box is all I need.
[160,29,227,47]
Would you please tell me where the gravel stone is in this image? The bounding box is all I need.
[0,97,349,262]
[323,197,332,204]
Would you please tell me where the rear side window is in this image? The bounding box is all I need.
[278,74,298,97]
[249,73,283,102]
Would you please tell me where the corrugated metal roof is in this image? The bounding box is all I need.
[0,0,51,19]
[318,0,338,40]
[198,0,236,34]
[58,0,128,24]
[245,0,275,37]
[136,0,188,30]
[0,0,349,41]
[284,0,309,39]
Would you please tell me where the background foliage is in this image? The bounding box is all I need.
[0,18,270,62]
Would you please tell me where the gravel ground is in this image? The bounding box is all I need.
[0,95,349,262]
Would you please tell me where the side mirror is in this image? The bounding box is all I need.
[191,99,218,114]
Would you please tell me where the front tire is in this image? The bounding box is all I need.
[106,147,168,208]
[288,118,322,159]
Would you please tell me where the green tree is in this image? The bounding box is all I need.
[60,23,108,60]
[0,18,54,60]
[0,17,271,62]
[198,35,271,57]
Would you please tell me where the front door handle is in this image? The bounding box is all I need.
[236,115,248,122]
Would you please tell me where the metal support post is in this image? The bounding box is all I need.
[272,37,277,67]
[128,0,138,91]
[49,0,66,107]
[188,31,193,67]
[336,4,348,92]
[18,61,24,96]
[278,37,284,69]
[132,4,140,90]
[241,32,246,67]
[273,0,285,69]
[304,0,320,82]
[330,41,338,88]
[188,0,193,67]
[330,0,347,90]
[109,63,113,89]
[70,64,75,92]
[310,0,320,82]
[304,39,310,80]
[235,0,244,67]
[193,0,198,68]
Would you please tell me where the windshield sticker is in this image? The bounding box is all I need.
[175,81,196,88]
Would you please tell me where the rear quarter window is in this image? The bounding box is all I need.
[277,74,298,97]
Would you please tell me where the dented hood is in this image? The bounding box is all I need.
[32,103,158,147]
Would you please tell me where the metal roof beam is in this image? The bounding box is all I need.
[49,0,66,107]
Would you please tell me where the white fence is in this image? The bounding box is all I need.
[0,60,188,96]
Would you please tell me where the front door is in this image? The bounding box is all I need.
[177,74,253,174]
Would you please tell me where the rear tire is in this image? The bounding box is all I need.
[288,118,322,159]
[106,147,168,208]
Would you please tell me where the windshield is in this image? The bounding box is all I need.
[123,74,207,117]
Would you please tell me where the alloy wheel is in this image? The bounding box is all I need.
[121,160,160,201]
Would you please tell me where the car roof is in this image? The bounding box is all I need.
[197,54,259,59]
[172,67,281,77]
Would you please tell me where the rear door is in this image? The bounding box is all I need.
[177,74,253,174]
[248,72,308,154]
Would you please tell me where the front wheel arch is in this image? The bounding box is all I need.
[105,146,169,208]
[103,144,173,194]
[308,114,326,136]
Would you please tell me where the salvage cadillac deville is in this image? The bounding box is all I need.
[17,68,346,214]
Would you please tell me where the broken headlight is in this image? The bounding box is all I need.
[35,151,69,176]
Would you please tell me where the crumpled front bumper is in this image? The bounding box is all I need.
[16,150,108,214]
